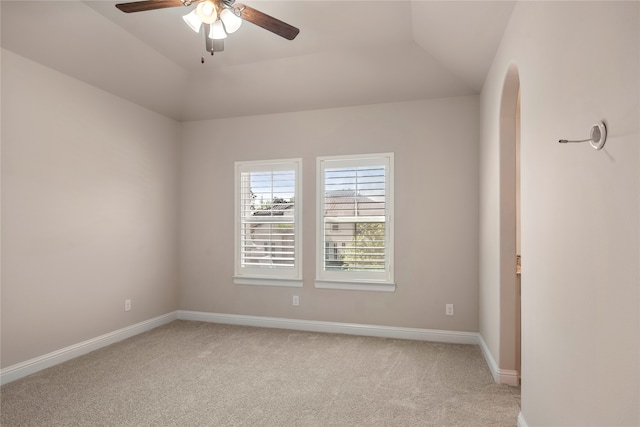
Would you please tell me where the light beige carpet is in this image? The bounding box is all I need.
[1,320,520,426]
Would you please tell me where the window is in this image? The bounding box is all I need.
[316,153,395,291]
[234,159,302,287]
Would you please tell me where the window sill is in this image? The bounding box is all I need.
[233,276,303,288]
[314,280,396,292]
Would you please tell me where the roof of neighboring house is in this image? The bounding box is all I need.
[252,202,294,216]
[324,191,385,216]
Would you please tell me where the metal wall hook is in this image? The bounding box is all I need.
[559,122,607,150]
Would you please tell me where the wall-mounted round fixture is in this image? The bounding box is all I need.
[589,122,607,150]
[558,121,607,150]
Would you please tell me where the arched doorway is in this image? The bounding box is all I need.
[499,64,521,386]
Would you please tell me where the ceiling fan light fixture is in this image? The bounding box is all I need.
[182,9,202,33]
[220,7,242,34]
[196,0,217,24]
[115,0,300,61]
[209,19,227,39]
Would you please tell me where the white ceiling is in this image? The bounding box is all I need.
[1,0,515,121]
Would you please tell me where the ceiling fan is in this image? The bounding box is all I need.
[115,0,300,61]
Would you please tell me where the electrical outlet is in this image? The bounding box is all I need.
[125,299,132,312]
[446,304,454,316]
[292,295,300,306]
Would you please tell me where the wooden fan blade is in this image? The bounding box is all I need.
[239,4,299,40]
[116,0,186,13]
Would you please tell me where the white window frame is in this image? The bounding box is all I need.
[234,158,302,287]
[315,153,395,292]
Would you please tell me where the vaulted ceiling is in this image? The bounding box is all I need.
[1,1,515,121]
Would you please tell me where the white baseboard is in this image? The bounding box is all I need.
[478,334,500,382]
[177,310,480,345]
[498,368,520,386]
[478,334,520,386]
[0,312,177,385]
[517,412,528,427]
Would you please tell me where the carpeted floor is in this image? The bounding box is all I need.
[1,320,521,426]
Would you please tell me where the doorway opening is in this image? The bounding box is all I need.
[499,64,521,386]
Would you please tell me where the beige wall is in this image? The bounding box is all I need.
[480,1,639,425]
[1,50,181,368]
[179,96,480,331]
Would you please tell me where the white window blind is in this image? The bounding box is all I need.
[234,159,302,286]
[316,154,394,291]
